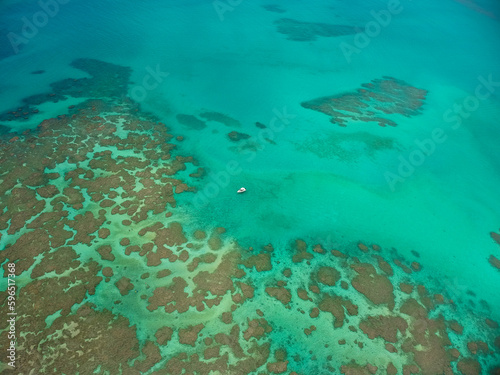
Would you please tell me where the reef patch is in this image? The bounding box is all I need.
[301,77,427,127]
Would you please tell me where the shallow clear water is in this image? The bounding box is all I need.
[0,0,499,374]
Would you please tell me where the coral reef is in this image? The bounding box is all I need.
[0,60,498,375]
[0,58,132,123]
[302,77,427,127]
[227,130,251,142]
[490,229,500,270]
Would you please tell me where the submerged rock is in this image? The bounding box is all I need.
[227,130,251,142]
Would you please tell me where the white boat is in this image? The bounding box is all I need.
[237,187,246,194]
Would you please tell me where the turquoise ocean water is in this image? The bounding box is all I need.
[1,0,500,373]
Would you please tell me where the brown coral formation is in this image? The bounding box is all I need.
[227,130,251,142]
[457,358,482,375]
[490,229,500,246]
[243,318,273,341]
[292,239,313,263]
[34,304,143,374]
[315,266,341,286]
[359,315,408,343]
[351,263,395,309]
[489,255,500,270]
[340,361,374,375]
[155,326,173,345]
[1,58,498,375]
[179,324,204,346]
[318,294,358,328]
[266,285,292,305]
[0,59,201,373]
[301,77,427,127]
[115,277,134,296]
